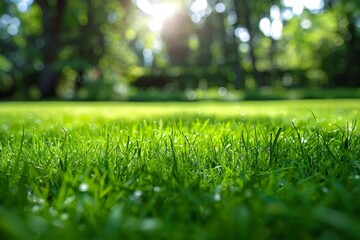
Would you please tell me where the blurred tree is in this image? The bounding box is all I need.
[219,0,245,88]
[162,12,194,66]
[0,0,137,99]
[233,0,276,86]
[324,0,360,87]
[193,14,213,67]
[0,2,37,99]
[275,12,336,87]
[36,0,68,97]
[272,0,360,88]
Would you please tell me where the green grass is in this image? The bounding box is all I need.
[0,100,359,239]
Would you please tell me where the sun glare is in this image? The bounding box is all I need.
[134,0,176,31]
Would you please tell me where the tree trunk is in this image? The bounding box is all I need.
[345,14,360,87]
[234,0,264,86]
[218,3,244,89]
[37,0,67,98]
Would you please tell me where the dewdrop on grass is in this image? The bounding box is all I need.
[79,183,89,192]
[134,190,142,199]
[153,186,161,192]
[214,192,221,201]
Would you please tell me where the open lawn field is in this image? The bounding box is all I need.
[0,100,360,239]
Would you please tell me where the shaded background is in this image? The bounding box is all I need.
[0,0,359,100]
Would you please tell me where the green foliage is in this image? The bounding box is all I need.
[0,100,360,239]
[0,55,12,72]
[275,12,338,86]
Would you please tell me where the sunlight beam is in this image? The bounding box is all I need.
[134,0,176,31]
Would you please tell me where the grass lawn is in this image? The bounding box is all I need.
[0,99,359,239]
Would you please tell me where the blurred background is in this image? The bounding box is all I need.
[0,0,359,101]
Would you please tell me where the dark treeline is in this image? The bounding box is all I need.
[0,0,359,100]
